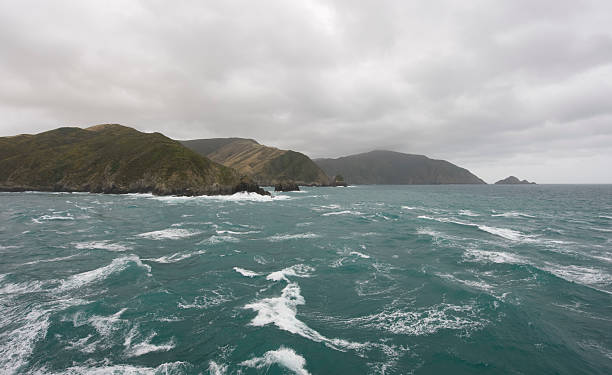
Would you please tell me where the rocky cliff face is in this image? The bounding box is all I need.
[494,176,536,185]
[0,124,267,196]
[315,150,486,185]
[180,138,330,186]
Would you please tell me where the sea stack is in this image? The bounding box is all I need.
[495,176,536,184]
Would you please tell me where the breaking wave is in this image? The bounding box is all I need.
[240,347,310,375]
[266,233,320,242]
[137,228,202,240]
[74,240,132,252]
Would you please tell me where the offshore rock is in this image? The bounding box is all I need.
[274,181,300,192]
[495,176,536,185]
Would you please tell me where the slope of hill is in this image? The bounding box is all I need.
[0,124,265,195]
[180,138,330,186]
[315,150,486,185]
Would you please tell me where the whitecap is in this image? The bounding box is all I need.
[146,250,206,264]
[32,214,74,223]
[542,263,612,290]
[47,361,188,374]
[124,327,175,357]
[208,361,228,375]
[21,254,81,266]
[418,215,531,241]
[350,251,371,259]
[234,267,260,277]
[150,191,289,203]
[491,211,535,218]
[240,347,310,375]
[352,302,485,336]
[74,240,132,252]
[267,264,314,282]
[178,289,233,309]
[137,228,201,240]
[204,235,240,244]
[0,308,50,373]
[459,210,480,217]
[322,210,364,217]
[216,229,260,235]
[244,282,365,351]
[266,233,320,242]
[59,255,151,291]
[463,249,526,264]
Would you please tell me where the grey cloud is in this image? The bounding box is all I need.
[0,0,611,183]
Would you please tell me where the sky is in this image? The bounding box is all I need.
[1,1,611,183]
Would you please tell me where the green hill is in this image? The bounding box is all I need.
[315,150,486,185]
[180,138,330,186]
[0,124,265,195]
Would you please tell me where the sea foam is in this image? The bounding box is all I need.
[233,267,260,277]
[74,240,132,252]
[137,228,202,240]
[59,255,151,291]
[240,347,310,375]
[266,233,320,242]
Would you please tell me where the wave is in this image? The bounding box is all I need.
[267,264,314,282]
[0,308,50,373]
[150,192,290,203]
[86,308,128,338]
[245,265,365,352]
[21,254,80,266]
[233,267,260,277]
[349,251,371,259]
[32,214,74,223]
[542,263,612,292]
[599,215,612,220]
[352,302,486,336]
[590,226,612,233]
[216,229,260,235]
[459,210,480,217]
[124,327,175,357]
[266,233,320,242]
[137,228,202,240]
[146,249,206,264]
[178,288,233,309]
[463,249,526,264]
[322,210,364,217]
[204,235,240,244]
[74,240,131,252]
[59,255,151,291]
[46,361,188,374]
[208,361,228,375]
[240,347,310,375]
[491,211,535,218]
[418,215,530,241]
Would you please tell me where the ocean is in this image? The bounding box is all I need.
[0,185,611,374]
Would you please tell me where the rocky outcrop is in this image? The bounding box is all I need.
[494,176,536,185]
[0,124,268,196]
[331,174,348,187]
[274,181,300,192]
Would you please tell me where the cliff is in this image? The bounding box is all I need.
[0,124,266,195]
[180,138,330,186]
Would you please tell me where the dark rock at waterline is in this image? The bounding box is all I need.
[274,181,300,192]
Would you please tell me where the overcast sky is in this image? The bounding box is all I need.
[1,1,611,183]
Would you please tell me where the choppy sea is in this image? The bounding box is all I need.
[0,185,611,374]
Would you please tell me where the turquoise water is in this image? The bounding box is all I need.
[1,185,611,374]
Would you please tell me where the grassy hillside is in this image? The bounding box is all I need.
[181,138,330,186]
[315,150,486,185]
[0,124,262,195]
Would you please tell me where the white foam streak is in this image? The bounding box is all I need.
[491,211,535,218]
[59,255,150,291]
[418,215,529,241]
[267,233,320,242]
[124,328,175,357]
[74,240,131,252]
[146,250,206,264]
[234,267,260,277]
[350,251,371,259]
[137,228,201,240]
[151,191,289,203]
[322,210,363,216]
[267,265,314,282]
[208,361,228,375]
[240,347,310,375]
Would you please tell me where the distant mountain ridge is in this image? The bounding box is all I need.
[0,124,265,195]
[315,150,486,185]
[180,138,330,186]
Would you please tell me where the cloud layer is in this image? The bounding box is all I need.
[1,0,611,183]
